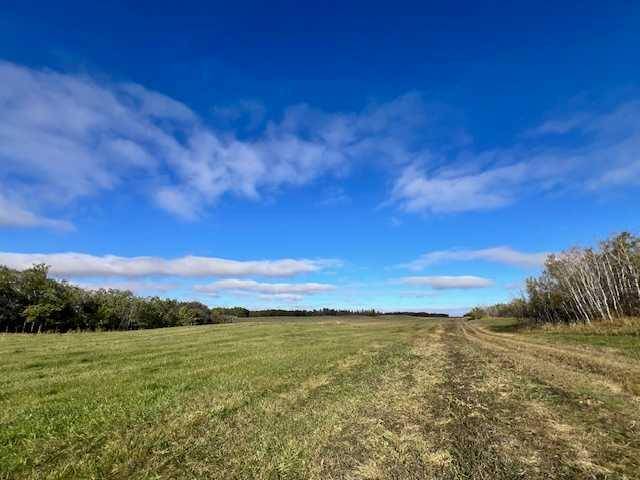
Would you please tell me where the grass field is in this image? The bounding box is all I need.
[2,316,639,479]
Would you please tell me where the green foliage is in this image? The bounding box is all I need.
[0,265,384,333]
[464,307,487,320]
[0,265,223,332]
[472,232,640,325]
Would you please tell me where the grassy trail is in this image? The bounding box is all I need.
[1,317,639,479]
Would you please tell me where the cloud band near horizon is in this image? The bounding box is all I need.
[0,252,339,278]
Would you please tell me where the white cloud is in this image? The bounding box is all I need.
[536,101,640,190]
[154,187,201,221]
[193,278,335,295]
[390,100,640,214]
[391,163,528,213]
[524,113,592,136]
[0,61,431,224]
[257,293,304,302]
[0,193,73,230]
[0,252,337,277]
[403,246,548,270]
[3,59,639,225]
[397,276,494,289]
[71,280,178,294]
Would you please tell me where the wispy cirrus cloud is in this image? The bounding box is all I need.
[391,163,530,213]
[0,61,431,226]
[2,59,639,227]
[390,100,640,214]
[0,193,73,230]
[396,275,494,289]
[402,246,548,270]
[0,252,338,278]
[523,113,592,136]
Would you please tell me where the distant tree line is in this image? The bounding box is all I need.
[381,311,449,318]
[0,265,381,333]
[246,308,380,317]
[466,232,640,324]
[246,309,448,318]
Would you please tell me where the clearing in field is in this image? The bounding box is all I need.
[1,316,639,479]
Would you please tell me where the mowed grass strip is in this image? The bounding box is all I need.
[0,316,433,479]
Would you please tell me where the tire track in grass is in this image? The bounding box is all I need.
[311,324,449,479]
[464,322,640,426]
[463,322,640,477]
[464,325,640,410]
[467,325,640,396]
[426,321,614,479]
[313,320,601,479]
[464,329,639,404]
[434,322,532,479]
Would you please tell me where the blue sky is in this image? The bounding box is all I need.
[1,1,639,314]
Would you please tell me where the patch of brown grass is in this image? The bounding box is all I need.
[537,316,640,336]
[462,321,640,476]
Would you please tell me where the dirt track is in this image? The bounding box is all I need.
[324,320,640,479]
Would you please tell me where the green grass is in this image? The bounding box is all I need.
[537,333,640,360]
[471,316,522,333]
[477,316,640,360]
[0,316,434,479]
[2,316,639,479]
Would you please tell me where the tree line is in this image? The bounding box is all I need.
[246,308,380,317]
[0,264,226,333]
[248,309,448,318]
[381,311,449,318]
[467,232,640,324]
[0,264,380,333]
